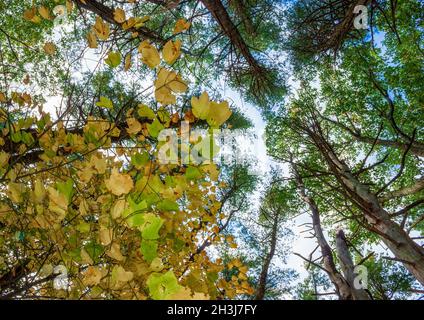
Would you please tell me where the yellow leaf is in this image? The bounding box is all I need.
[170,287,209,300]
[191,92,210,120]
[207,101,232,127]
[38,6,51,20]
[162,39,182,65]
[113,266,133,282]
[91,155,107,174]
[149,257,164,272]
[66,0,74,13]
[154,68,187,105]
[79,198,90,216]
[96,96,113,109]
[105,168,134,196]
[0,152,8,172]
[0,92,6,102]
[111,199,126,219]
[113,8,126,23]
[138,40,160,69]
[105,51,122,68]
[155,87,175,105]
[122,17,135,30]
[81,248,94,265]
[33,179,46,203]
[8,182,25,203]
[24,7,37,21]
[47,186,68,209]
[87,30,98,48]
[107,242,125,261]
[124,53,132,71]
[134,16,150,28]
[43,42,56,55]
[99,228,113,245]
[83,266,103,286]
[174,18,191,34]
[78,167,93,183]
[40,264,54,277]
[94,17,110,41]
[126,117,142,135]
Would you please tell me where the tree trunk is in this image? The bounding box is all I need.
[200,0,262,73]
[293,164,354,300]
[254,214,279,300]
[308,124,424,285]
[335,230,371,300]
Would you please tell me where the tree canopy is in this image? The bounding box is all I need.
[0,0,423,300]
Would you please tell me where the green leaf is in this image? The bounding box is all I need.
[11,131,22,143]
[131,152,149,169]
[85,242,104,262]
[157,199,179,212]
[138,104,156,119]
[147,118,164,138]
[76,222,90,233]
[140,213,164,240]
[67,248,81,261]
[21,131,35,145]
[141,239,158,263]
[185,166,201,180]
[56,179,74,202]
[123,198,148,227]
[105,51,121,68]
[146,270,182,300]
[157,107,170,124]
[96,96,113,109]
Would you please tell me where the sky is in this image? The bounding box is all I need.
[221,83,320,286]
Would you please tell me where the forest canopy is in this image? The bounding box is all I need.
[0,0,423,300]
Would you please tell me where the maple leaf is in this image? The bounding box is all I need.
[162,39,182,65]
[174,18,191,34]
[138,40,160,69]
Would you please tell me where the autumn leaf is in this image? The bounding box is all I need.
[138,104,156,119]
[96,96,113,109]
[162,39,182,65]
[191,92,211,120]
[111,199,126,220]
[87,30,98,48]
[83,266,103,286]
[174,18,191,34]
[154,68,187,105]
[105,51,122,68]
[170,287,209,300]
[139,213,164,240]
[147,118,164,138]
[43,42,56,55]
[107,242,125,261]
[141,239,158,263]
[112,266,133,283]
[147,271,182,300]
[126,117,142,135]
[206,101,232,127]
[105,169,134,196]
[113,8,126,24]
[38,6,51,20]
[93,17,110,41]
[124,53,132,71]
[138,40,160,69]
